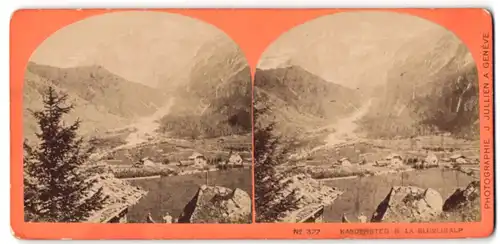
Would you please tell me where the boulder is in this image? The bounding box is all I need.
[177,185,251,223]
[275,174,343,222]
[87,173,147,223]
[443,180,480,212]
[371,186,443,223]
[281,174,343,208]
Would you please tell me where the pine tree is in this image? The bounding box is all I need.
[23,86,108,222]
[254,103,300,222]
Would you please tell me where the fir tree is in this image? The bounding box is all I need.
[254,103,300,222]
[23,86,108,222]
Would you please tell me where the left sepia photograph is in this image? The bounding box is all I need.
[23,11,253,224]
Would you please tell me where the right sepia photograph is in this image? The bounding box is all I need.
[253,11,480,223]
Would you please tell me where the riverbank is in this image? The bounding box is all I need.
[317,167,417,182]
[126,168,252,222]
[117,164,252,180]
[321,167,476,222]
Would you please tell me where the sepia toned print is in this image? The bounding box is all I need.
[23,11,252,224]
[254,11,480,223]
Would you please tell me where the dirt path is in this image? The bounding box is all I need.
[123,97,176,147]
[324,99,372,145]
[307,99,373,154]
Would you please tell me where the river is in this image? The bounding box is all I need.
[321,167,475,223]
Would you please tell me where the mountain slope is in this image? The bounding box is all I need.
[158,35,252,139]
[24,62,167,140]
[357,29,479,139]
[27,62,166,118]
[254,65,363,137]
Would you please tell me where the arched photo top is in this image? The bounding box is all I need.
[23,11,253,225]
[257,10,476,90]
[253,11,481,224]
[24,10,253,141]
[29,11,250,88]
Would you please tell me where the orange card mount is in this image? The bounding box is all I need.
[10,8,494,239]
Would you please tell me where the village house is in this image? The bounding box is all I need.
[424,151,439,167]
[450,154,468,165]
[338,157,352,167]
[140,157,156,167]
[189,152,208,167]
[386,153,403,166]
[177,160,195,167]
[228,152,243,166]
[374,160,389,167]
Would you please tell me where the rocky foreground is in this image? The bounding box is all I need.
[276,173,344,222]
[283,174,343,208]
[178,185,252,223]
[87,173,147,223]
[370,180,480,223]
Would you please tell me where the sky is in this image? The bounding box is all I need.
[257,11,465,89]
[29,11,230,88]
[29,11,468,90]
